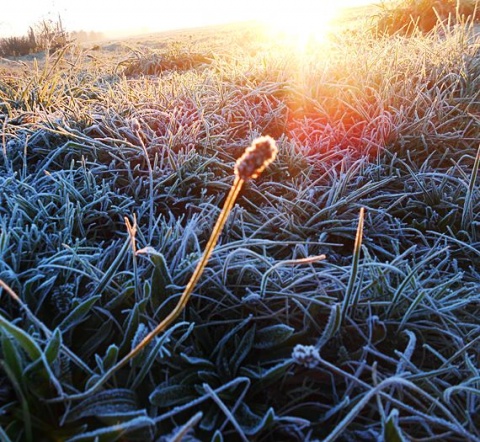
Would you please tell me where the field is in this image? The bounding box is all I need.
[0,4,480,442]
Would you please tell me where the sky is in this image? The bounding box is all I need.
[0,0,382,38]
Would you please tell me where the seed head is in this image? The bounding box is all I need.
[292,344,321,369]
[234,135,278,181]
[130,118,142,133]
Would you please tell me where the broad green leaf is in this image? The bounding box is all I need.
[89,236,132,299]
[44,328,62,364]
[0,425,13,442]
[317,303,341,348]
[198,370,220,385]
[66,389,138,422]
[235,404,275,436]
[65,416,155,442]
[102,344,119,371]
[57,295,101,333]
[130,322,187,389]
[150,250,174,310]
[0,314,42,361]
[231,326,255,375]
[253,324,294,349]
[211,430,224,442]
[85,374,101,390]
[1,334,24,383]
[180,353,215,368]
[213,316,252,362]
[149,384,196,407]
[78,318,113,359]
[169,412,203,442]
[244,360,292,395]
[0,361,33,442]
[383,409,407,442]
[119,302,141,351]
[23,356,62,398]
[200,406,219,432]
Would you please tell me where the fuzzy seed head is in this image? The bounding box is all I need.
[235,135,278,181]
[292,344,321,369]
[130,118,141,133]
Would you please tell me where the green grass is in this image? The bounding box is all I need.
[0,13,479,442]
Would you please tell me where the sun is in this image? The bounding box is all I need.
[262,2,342,50]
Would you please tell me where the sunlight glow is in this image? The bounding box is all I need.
[0,0,377,40]
[263,2,343,50]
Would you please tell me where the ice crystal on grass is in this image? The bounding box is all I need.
[241,290,262,305]
[292,344,321,369]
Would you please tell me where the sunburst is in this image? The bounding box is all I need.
[262,1,342,50]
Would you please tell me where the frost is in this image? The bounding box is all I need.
[292,344,321,369]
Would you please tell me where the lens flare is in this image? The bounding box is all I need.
[262,1,341,50]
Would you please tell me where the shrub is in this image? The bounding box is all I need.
[0,28,37,57]
[0,16,69,57]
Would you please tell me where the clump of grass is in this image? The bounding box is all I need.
[373,0,480,35]
[121,46,212,77]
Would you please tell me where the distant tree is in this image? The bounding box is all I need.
[89,31,104,41]
[70,29,104,43]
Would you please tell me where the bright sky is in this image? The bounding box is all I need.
[0,0,381,38]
